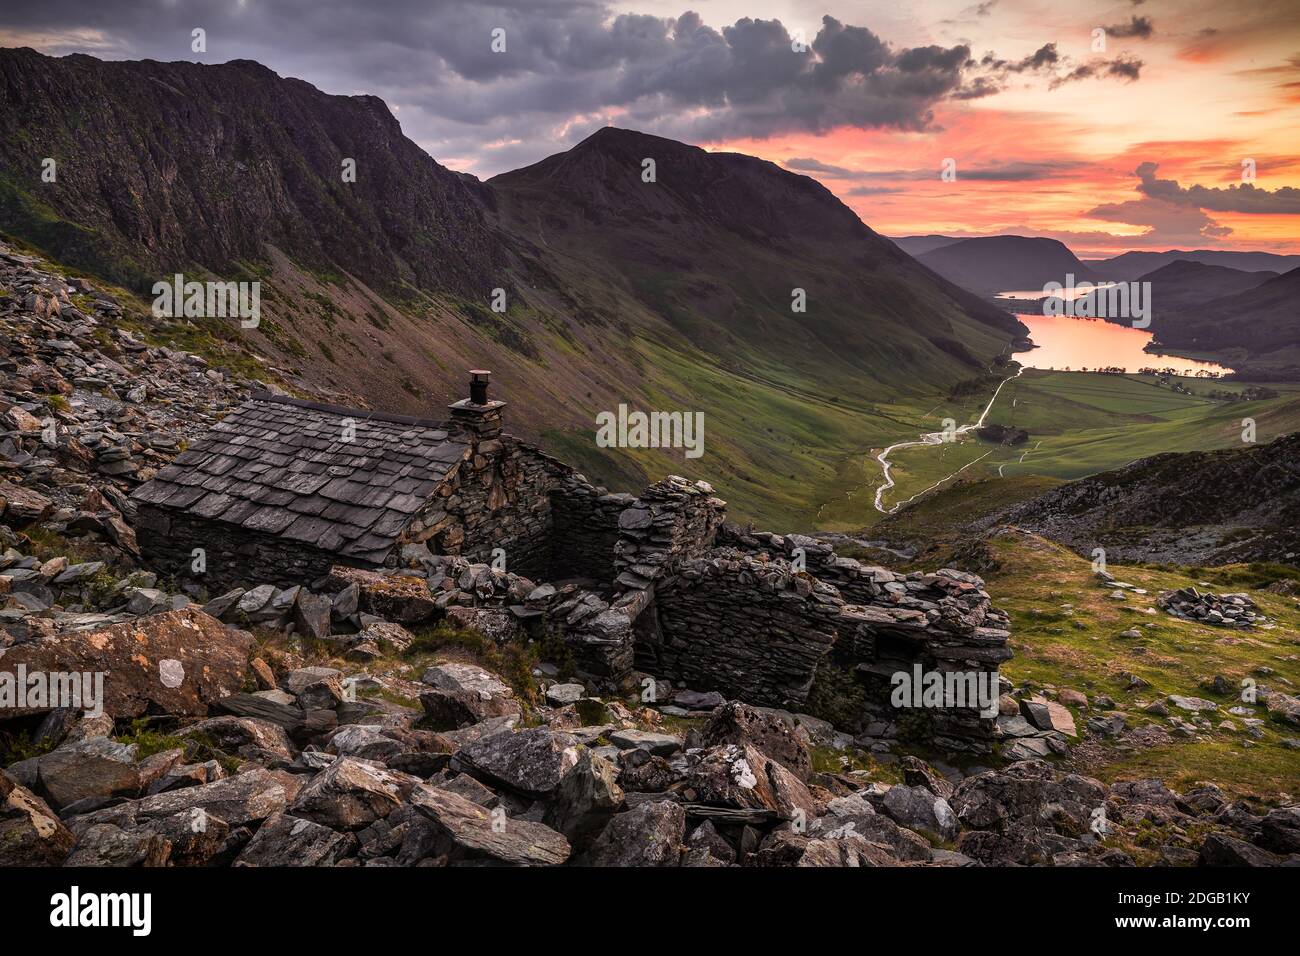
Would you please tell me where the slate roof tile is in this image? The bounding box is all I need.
[132,393,469,561]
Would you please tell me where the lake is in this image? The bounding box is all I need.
[999,291,1233,375]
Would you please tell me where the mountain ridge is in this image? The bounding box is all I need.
[0,47,1024,526]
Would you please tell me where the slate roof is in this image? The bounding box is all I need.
[131,393,469,563]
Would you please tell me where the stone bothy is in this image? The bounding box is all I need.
[132,373,1012,751]
[132,373,586,589]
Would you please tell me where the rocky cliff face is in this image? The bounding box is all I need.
[0,48,508,297]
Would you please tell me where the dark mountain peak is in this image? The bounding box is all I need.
[917,234,1097,292]
[493,124,875,245]
[0,46,504,295]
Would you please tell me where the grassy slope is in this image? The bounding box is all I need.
[983,532,1300,799]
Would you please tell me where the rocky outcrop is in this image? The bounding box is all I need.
[1158,587,1268,627]
[999,432,1300,565]
[0,608,254,718]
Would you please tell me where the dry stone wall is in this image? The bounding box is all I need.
[546,475,629,582]
[135,505,343,591]
[647,549,843,709]
[612,476,727,591]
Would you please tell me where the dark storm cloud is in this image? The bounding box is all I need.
[0,1,1142,175]
[1101,16,1154,40]
[1135,162,1300,214]
[1050,54,1144,88]
[980,42,1060,74]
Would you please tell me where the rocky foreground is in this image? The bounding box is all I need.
[3,609,1298,868]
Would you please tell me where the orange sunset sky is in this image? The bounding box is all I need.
[625,0,1300,257]
[3,0,1297,258]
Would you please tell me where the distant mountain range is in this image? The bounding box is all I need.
[0,47,1024,524]
[890,231,1300,376]
[1091,249,1300,280]
[891,237,1300,282]
[1149,266,1300,378]
[1134,259,1278,315]
[890,235,964,256]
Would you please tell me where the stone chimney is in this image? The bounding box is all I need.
[448,369,506,441]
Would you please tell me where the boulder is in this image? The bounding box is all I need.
[686,743,818,821]
[34,746,142,811]
[0,480,53,524]
[543,749,623,846]
[0,608,253,719]
[445,606,525,644]
[293,592,333,641]
[456,727,582,796]
[70,767,288,831]
[545,683,586,707]
[410,785,570,866]
[1020,697,1077,737]
[687,701,812,781]
[289,757,416,830]
[355,620,414,654]
[419,663,521,729]
[899,755,955,800]
[1265,692,1300,727]
[952,760,1106,836]
[0,771,76,865]
[63,823,171,867]
[1256,806,1300,855]
[606,729,682,757]
[1198,832,1281,867]
[211,693,304,735]
[286,666,342,696]
[684,819,736,864]
[579,799,685,867]
[325,567,436,623]
[877,785,959,842]
[814,809,933,862]
[179,715,296,761]
[752,829,899,867]
[234,812,357,866]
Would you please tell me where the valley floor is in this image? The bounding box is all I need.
[813,368,1300,531]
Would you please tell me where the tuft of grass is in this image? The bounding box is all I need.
[404,621,540,707]
[0,728,58,767]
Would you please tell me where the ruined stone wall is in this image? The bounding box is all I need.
[690,525,1011,750]
[647,549,843,709]
[400,437,562,580]
[546,475,629,583]
[612,476,727,590]
[135,504,348,591]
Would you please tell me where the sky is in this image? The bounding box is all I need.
[2,0,1298,256]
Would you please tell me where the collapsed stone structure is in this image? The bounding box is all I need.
[132,374,1012,750]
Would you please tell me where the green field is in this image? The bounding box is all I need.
[981,533,1300,804]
